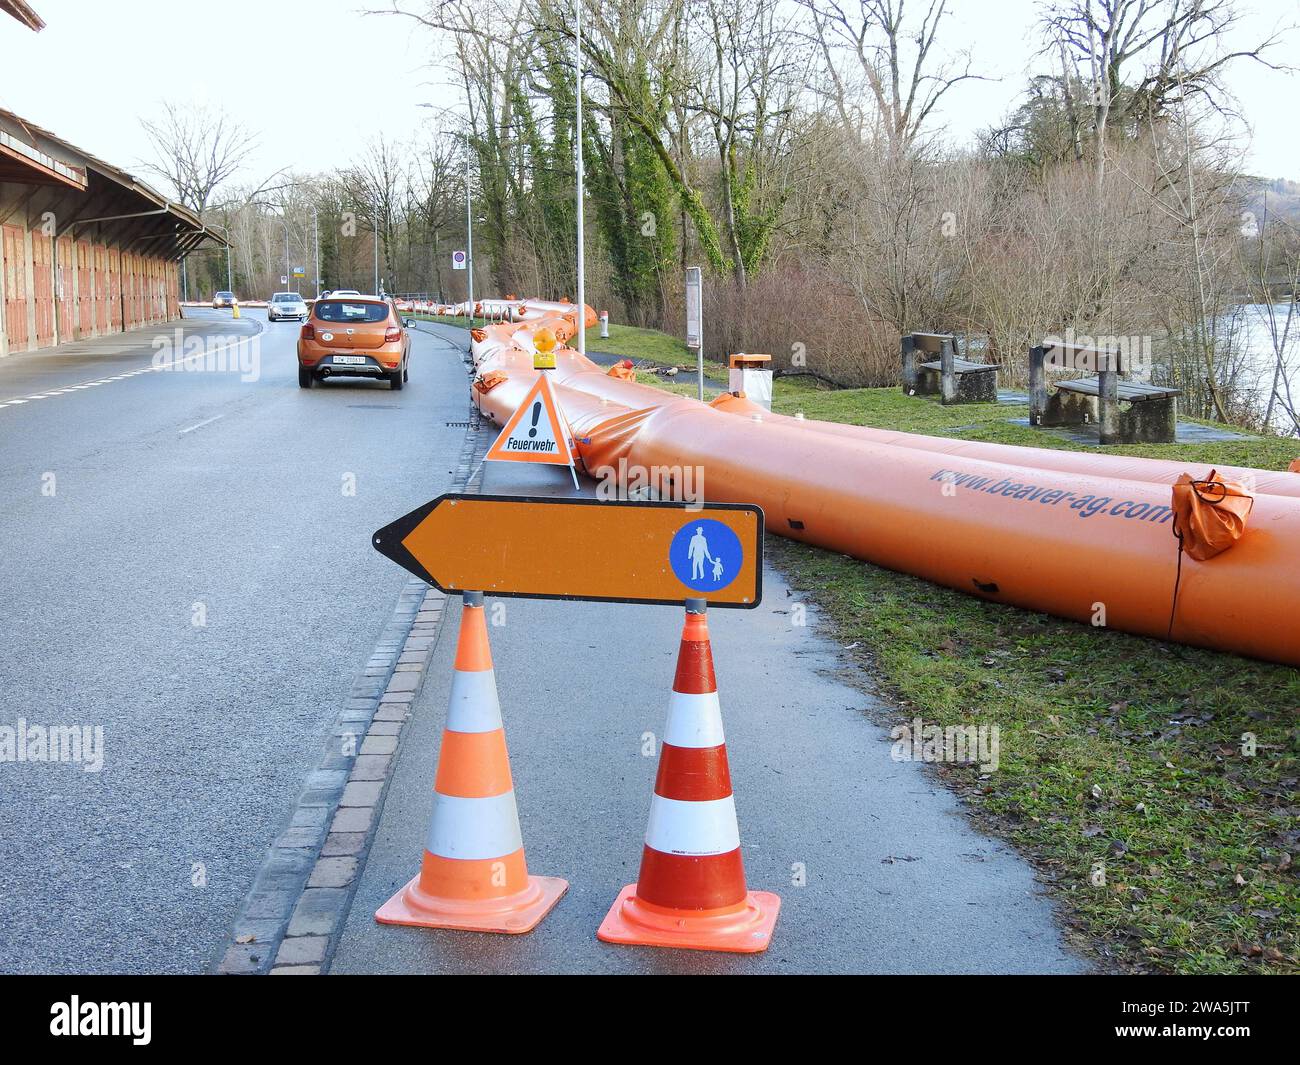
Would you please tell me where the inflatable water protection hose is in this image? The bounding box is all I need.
[452,298,1299,667]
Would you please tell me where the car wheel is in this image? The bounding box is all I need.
[298,366,315,389]
[388,369,404,391]
[403,361,409,382]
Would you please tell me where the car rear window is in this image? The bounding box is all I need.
[315,300,388,323]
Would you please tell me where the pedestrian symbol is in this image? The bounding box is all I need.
[669,518,743,593]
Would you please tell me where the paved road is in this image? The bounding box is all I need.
[0,311,469,973]
[333,455,1089,974]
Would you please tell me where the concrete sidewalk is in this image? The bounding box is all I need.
[330,452,1088,974]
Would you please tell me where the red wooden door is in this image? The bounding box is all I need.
[121,254,132,327]
[3,225,29,351]
[77,241,91,336]
[109,251,122,330]
[32,234,54,347]
[95,245,109,331]
[56,235,74,339]
[131,255,142,326]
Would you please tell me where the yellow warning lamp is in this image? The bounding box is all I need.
[533,327,558,370]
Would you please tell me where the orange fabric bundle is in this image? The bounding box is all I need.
[1289,458,1300,473]
[473,370,508,395]
[1171,470,1254,561]
[606,359,636,382]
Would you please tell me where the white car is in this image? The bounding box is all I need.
[268,292,309,321]
[330,289,361,298]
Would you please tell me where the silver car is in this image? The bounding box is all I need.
[268,291,309,322]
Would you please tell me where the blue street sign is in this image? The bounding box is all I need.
[669,518,744,593]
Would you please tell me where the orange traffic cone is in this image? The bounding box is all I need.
[375,591,567,933]
[598,599,780,952]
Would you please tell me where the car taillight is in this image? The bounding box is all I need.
[301,323,315,340]
[384,326,401,343]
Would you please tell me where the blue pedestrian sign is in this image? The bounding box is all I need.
[669,518,746,594]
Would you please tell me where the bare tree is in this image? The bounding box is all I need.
[138,102,258,212]
[799,0,980,156]
[344,137,410,291]
[1042,0,1289,186]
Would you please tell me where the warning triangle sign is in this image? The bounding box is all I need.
[485,373,576,467]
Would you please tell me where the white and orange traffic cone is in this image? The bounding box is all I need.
[598,599,780,952]
[375,591,567,934]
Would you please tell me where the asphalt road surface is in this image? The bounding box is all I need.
[0,310,469,973]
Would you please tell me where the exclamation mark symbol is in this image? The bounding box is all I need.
[528,402,541,438]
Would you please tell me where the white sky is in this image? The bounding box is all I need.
[0,0,1297,192]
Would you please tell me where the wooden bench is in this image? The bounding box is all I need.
[901,332,997,404]
[1029,341,1180,444]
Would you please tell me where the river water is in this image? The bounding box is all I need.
[1232,303,1299,434]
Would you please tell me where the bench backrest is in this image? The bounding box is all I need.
[1038,341,1131,374]
[909,332,953,355]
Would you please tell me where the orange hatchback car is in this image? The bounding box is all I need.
[297,295,411,390]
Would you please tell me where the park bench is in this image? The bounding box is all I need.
[1029,340,1180,445]
[901,332,997,404]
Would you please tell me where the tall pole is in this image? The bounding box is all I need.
[283,215,290,294]
[465,148,474,324]
[209,223,232,294]
[373,219,380,295]
[313,206,320,298]
[574,0,586,355]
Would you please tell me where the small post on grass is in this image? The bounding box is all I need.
[685,266,704,401]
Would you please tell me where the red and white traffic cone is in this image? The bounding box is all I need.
[375,591,567,934]
[598,598,780,952]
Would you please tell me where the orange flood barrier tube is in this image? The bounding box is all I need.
[448,300,1300,667]
[707,392,1300,501]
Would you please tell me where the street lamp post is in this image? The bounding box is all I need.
[208,223,234,294]
[465,148,474,324]
[575,0,586,355]
[313,205,320,298]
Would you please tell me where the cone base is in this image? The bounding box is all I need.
[597,884,780,953]
[375,873,568,934]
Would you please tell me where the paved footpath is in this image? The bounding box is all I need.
[331,412,1089,973]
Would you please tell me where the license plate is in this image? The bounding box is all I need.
[332,356,366,365]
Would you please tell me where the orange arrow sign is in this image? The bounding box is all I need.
[372,494,763,607]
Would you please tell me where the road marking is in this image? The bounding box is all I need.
[179,414,224,435]
[0,317,264,415]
